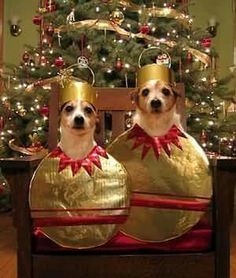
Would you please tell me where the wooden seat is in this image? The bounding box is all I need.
[0,83,234,278]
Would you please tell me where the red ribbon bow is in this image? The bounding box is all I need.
[127,124,187,160]
[50,145,108,176]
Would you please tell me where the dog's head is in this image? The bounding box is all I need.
[131,80,179,114]
[60,99,98,136]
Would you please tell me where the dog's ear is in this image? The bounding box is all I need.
[130,89,139,104]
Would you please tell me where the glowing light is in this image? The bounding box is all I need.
[208,121,214,126]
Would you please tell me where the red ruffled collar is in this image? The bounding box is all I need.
[127,124,187,160]
[49,145,108,176]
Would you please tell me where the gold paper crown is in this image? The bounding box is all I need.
[137,64,172,87]
[59,78,96,106]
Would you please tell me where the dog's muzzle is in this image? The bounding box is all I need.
[73,115,85,129]
[150,99,162,111]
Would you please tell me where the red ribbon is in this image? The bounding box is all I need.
[50,145,108,176]
[127,124,187,160]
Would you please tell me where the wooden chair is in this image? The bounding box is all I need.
[0,84,235,278]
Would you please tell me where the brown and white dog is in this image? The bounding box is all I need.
[131,79,208,164]
[131,79,182,137]
[58,100,98,160]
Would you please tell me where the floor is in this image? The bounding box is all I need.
[0,212,236,278]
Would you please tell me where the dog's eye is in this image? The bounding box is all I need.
[162,88,171,96]
[84,106,93,114]
[65,105,74,113]
[141,88,149,97]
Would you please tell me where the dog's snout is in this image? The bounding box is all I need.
[74,116,85,127]
[150,99,162,109]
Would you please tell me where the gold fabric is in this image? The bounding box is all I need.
[60,78,96,106]
[29,152,130,249]
[107,128,212,242]
[137,64,172,87]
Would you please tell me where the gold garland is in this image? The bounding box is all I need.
[118,0,191,27]
[55,19,210,67]
[8,138,48,157]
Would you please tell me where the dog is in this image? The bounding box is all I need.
[131,79,208,164]
[131,79,181,137]
[58,99,98,160]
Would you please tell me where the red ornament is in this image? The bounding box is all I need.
[22,51,30,63]
[186,52,192,63]
[39,105,49,117]
[199,129,208,145]
[115,58,123,70]
[32,15,42,25]
[54,56,64,68]
[139,24,151,34]
[0,116,4,130]
[201,38,212,48]
[47,4,56,12]
[45,23,54,36]
[45,0,56,12]
[45,0,55,7]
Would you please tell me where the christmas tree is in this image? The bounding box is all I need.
[0,0,235,157]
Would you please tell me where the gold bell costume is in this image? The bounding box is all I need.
[107,61,212,243]
[29,77,130,249]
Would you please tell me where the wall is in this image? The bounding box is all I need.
[190,0,234,78]
[3,0,38,66]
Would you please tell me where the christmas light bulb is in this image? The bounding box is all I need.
[208,121,214,126]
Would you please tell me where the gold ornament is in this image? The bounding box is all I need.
[109,8,125,25]
[59,78,96,106]
[107,128,212,242]
[29,150,130,249]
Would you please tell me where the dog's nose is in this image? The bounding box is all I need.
[74,116,84,126]
[150,99,162,109]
